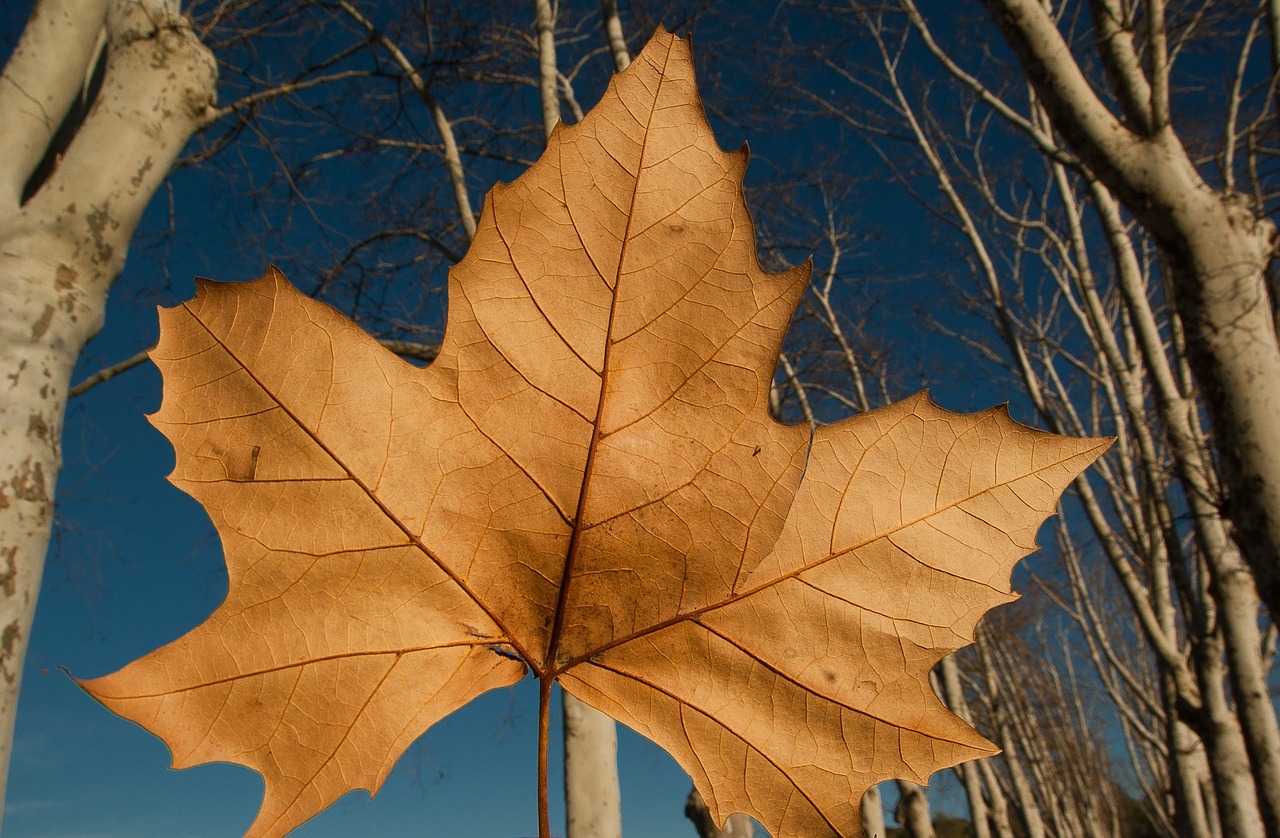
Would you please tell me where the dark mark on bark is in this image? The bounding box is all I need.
[0,621,22,683]
[11,459,49,505]
[30,305,54,341]
[0,547,16,597]
[55,265,77,290]
[27,413,49,443]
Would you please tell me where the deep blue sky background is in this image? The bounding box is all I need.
[1,3,1024,836]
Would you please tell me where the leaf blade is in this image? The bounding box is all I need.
[563,393,1108,837]
[80,272,527,837]
[81,28,1110,838]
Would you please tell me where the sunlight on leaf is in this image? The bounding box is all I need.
[79,27,1109,838]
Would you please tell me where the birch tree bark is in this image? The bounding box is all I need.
[797,5,1280,833]
[861,784,887,838]
[936,659,993,838]
[563,693,623,838]
[600,0,630,72]
[894,781,937,838]
[0,0,215,823]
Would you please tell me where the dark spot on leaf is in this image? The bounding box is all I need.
[224,445,261,481]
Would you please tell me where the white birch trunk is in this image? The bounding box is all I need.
[1167,708,1217,838]
[685,788,754,838]
[894,780,936,838]
[936,659,993,838]
[1191,630,1267,837]
[0,0,216,824]
[600,0,630,72]
[861,784,886,838]
[1093,175,1280,833]
[977,757,1017,838]
[535,0,561,140]
[563,693,623,838]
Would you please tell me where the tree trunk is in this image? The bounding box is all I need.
[861,784,886,838]
[895,780,936,838]
[1201,533,1280,835]
[981,0,1280,633]
[685,788,754,838]
[563,693,623,838]
[1159,673,1217,838]
[1188,630,1267,837]
[600,0,630,72]
[1092,175,1280,831]
[936,659,992,838]
[534,0,560,140]
[0,0,216,825]
[974,632,1046,838]
[977,757,1017,838]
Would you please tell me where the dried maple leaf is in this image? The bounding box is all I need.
[80,27,1109,838]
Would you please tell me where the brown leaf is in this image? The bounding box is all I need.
[79,27,1109,838]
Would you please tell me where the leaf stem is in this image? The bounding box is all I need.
[538,675,552,838]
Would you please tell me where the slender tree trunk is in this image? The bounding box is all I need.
[1158,672,1217,838]
[1089,172,1280,833]
[0,0,216,824]
[895,780,936,838]
[861,784,887,838]
[685,788,754,838]
[535,0,561,140]
[977,757,1017,838]
[1206,543,1280,833]
[937,659,992,838]
[600,0,630,72]
[1189,629,1267,837]
[974,633,1046,838]
[563,693,623,838]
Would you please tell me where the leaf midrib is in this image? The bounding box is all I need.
[543,40,675,675]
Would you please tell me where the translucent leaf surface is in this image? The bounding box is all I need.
[80,27,1109,838]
